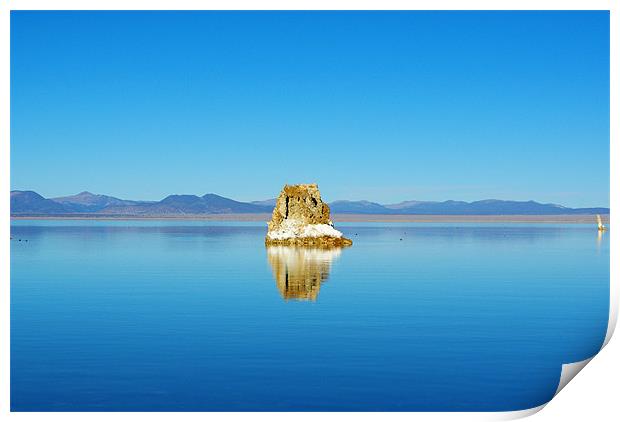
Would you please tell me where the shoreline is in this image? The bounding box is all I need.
[10,213,609,224]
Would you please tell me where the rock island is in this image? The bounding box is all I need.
[265,184,353,247]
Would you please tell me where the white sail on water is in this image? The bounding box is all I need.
[597,214,605,231]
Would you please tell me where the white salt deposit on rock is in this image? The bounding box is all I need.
[266,220,344,241]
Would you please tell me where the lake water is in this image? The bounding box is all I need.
[10,221,609,411]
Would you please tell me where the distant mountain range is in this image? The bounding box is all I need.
[10,190,609,216]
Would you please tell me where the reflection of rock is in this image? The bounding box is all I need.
[266,246,343,301]
[265,184,352,247]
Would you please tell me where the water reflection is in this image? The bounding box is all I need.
[266,246,344,301]
[596,229,606,251]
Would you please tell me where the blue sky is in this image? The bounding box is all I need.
[11,11,609,206]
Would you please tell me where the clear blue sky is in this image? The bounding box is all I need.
[11,11,609,207]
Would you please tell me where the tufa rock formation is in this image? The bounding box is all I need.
[265,184,352,247]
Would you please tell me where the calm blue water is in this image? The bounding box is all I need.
[11,221,609,411]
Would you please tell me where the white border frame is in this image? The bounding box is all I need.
[1,1,616,420]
